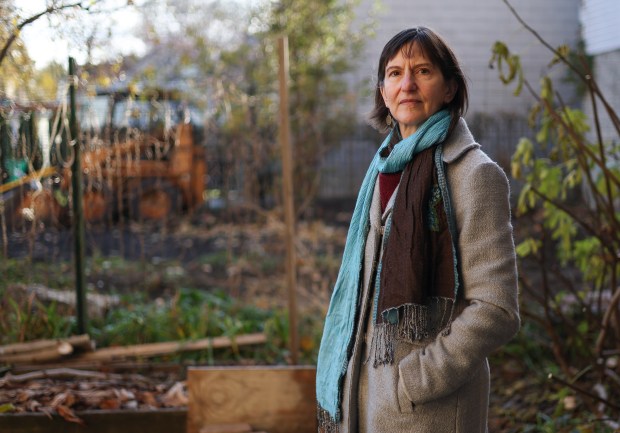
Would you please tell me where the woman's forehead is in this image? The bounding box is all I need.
[387,42,431,65]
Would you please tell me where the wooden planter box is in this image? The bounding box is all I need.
[0,408,186,433]
[187,366,316,433]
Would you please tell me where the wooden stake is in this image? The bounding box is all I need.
[277,36,299,365]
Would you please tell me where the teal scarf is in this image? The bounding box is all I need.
[316,110,451,426]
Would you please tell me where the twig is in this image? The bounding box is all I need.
[548,373,620,411]
[0,2,89,67]
[530,186,616,256]
[0,367,123,386]
[501,0,620,135]
[604,368,620,389]
[538,98,620,188]
[586,73,617,229]
[596,287,620,356]
[553,91,612,233]
[540,233,573,376]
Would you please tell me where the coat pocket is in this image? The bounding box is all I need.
[397,371,414,414]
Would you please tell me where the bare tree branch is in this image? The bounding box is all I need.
[549,373,620,411]
[0,1,90,67]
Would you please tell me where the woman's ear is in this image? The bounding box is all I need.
[444,80,457,104]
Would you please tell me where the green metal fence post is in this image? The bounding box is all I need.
[0,115,9,184]
[69,57,88,334]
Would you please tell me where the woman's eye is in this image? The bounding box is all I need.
[388,70,400,77]
[418,68,431,75]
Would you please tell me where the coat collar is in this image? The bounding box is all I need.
[442,117,480,164]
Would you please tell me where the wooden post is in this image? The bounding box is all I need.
[69,57,87,335]
[278,36,299,365]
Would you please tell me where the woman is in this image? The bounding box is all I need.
[316,27,520,433]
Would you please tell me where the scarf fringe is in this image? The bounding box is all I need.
[369,297,455,366]
[317,403,340,433]
[369,321,397,367]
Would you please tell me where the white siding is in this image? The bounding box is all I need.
[583,48,620,143]
[580,0,620,55]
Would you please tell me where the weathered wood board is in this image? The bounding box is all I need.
[0,408,186,433]
[187,366,316,433]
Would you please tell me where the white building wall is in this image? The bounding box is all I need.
[583,49,620,142]
[580,0,620,144]
[580,0,620,55]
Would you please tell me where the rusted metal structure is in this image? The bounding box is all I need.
[0,89,206,227]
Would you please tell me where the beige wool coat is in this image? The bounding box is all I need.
[339,118,520,433]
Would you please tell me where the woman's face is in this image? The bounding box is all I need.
[380,42,456,138]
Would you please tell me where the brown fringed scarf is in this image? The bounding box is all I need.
[370,145,459,366]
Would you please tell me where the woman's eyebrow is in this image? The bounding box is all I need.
[387,61,434,71]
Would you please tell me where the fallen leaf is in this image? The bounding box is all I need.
[123,400,138,409]
[0,403,15,413]
[140,391,158,407]
[50,392,68,408]
[39,407,54,420]
[162,381,188,407]
[563,395,577,411]
[16,390,34,403]
[56,405,85,426]
[118,388,135,402]
[99,398,121,410]
[26,400,41,412]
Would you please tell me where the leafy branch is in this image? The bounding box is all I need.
[500,0,620,137]
[492,0,620,420]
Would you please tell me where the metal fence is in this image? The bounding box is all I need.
[316,113,533,203]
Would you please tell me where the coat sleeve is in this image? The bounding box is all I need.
[398,156,521,405]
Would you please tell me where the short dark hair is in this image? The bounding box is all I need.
[369,26,468,136]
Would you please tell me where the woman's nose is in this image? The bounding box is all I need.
[401,71,417,91]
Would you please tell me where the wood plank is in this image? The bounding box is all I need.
[62,333,266,364]
[199,423,252,433]
[0,368,124,385]
[0,408,186,433]
[0,342,73,364]
[0,335,92,357]
[187,366,316,433]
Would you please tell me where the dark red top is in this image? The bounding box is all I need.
[379,171,402,213]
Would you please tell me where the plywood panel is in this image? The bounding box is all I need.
[187,366,316,433]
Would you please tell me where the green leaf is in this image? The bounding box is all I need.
[489,41,524,95]
[0,403,15,414]
[548,45,570,67]
[517,184,536,214]
[516,238,542,258]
